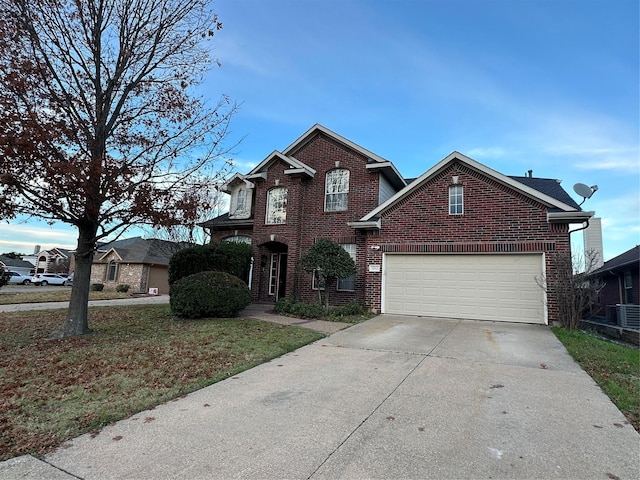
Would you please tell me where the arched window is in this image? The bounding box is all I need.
[107,260,118,281]
[266,187,287,224]
[325,169,349,211]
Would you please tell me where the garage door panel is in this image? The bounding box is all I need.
[384,254,545,324]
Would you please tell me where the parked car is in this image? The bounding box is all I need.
[6,271,33,285]
[31,273,72,286]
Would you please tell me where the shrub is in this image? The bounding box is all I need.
[116,284,130,293]
[168,242,252,285]
[274,297,325,318]
[274,297,369,323]
[328,301,367,319]
[170,270,251,319]
[90,283,105,291]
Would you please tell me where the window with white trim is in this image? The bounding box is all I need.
[266,187,287,224]
[449,185,463,215]
[107,260,118,281]
[337,243,356,291]
[325,169,349,211]
[269,254,278,295]
[312,269,325,290]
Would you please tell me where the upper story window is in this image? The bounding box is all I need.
[449,185,463,215]
[229,186,252,219]
[236,188,246,211]
[266,187,288,224]
[325,169,350,211]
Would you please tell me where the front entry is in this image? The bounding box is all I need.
[268,253,287,300]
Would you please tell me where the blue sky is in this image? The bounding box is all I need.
[1,0,638,262]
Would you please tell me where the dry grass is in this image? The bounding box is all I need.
[0,289,129,305]
[0,304,324,461]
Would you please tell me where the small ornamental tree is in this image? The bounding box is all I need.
[297,239,356,308]
[538,249,604,330]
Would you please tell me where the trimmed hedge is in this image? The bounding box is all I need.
[168,242,252,285]
[274,297,368,321]
[170,270,251,319]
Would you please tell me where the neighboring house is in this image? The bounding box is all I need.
[0,255,35,276]
[90,238,187,294]
[201,124,591,325]
[587,245,640,326]
[22,247,72,274]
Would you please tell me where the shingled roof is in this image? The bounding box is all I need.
[589,245,640,277]
[97,238,189,266]
[509,176,581,210]
[0,255,34,270]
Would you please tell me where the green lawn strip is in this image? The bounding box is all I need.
[552,327,639,431]
[0,305,324,461]
[0,290,129,305]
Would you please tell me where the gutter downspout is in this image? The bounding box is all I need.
[569,218,590,234]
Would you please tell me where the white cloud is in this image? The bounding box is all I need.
[0,222,77,254]
[466,147,509,159]
[573,158,639,172]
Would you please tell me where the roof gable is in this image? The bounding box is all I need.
[97,239,188,265]
[361,152,584,222]
[247,151,316,178]
[282,124,406,189]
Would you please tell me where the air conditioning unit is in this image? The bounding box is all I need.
[148,287,159,295]
[617,304,640,329]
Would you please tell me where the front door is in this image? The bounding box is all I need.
[269,253,288,300]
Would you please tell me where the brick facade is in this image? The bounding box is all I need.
[203,125,585,324]
[361,162,571,320]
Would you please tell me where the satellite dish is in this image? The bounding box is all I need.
[573,183,598,205]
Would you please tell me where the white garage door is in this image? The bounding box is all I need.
[384,254,546,324]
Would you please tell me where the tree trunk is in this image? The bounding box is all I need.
[58,224,98,337]
[324,278,334,309]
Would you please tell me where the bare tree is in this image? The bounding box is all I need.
[144,180,229,245]
[0,0,237,337]
[539,250,604,330]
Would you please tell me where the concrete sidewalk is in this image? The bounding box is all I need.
[2,315,638,479]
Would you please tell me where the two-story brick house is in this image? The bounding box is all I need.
[202,124,592,325]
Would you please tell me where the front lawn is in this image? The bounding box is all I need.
[0,289,129,305]
[552,327,639,431]
[0,305,324,461]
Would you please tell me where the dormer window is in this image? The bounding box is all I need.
[449,184,463,215]
[228,182,253,220]
[325,169,349,211]
[266,187,287,224]
[236,188,246,211]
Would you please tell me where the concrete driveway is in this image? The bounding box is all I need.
[3,315,639,479]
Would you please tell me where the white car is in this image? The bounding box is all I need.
[31,273,72,286]
[5,271,33,285]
